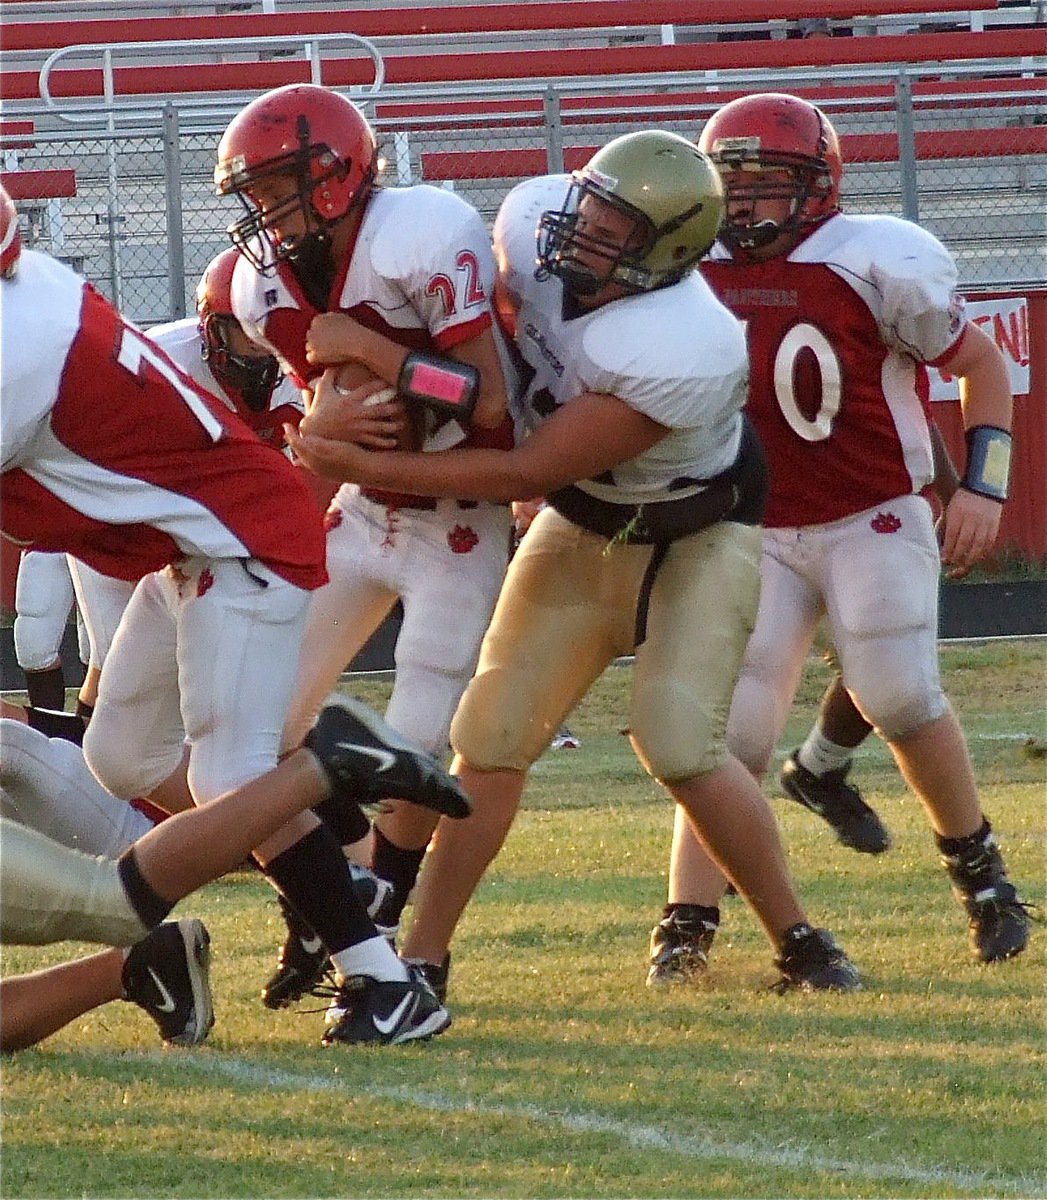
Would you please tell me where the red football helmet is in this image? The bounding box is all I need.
[214,83,377,271]
[0,184,22,279]
[196,247,280,410]
[698,93,842,249]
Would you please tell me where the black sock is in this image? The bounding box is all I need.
[117,848,175,930]
[312,794,371,848]
[261,825,376,955]
[371,827,426,917]
[24,665,67,712]
[936,818,992,857]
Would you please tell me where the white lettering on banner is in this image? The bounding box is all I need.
[930,296,1030,401]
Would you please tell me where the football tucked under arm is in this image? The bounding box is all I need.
[300,362,420,450]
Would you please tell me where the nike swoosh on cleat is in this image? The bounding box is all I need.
[337,742,398,774]
[146,966,178,1013]
[372,992,416,1036]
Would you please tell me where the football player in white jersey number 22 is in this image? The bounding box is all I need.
[214,83,516,1013]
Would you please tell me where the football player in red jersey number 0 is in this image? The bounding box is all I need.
[650,94,1031,982]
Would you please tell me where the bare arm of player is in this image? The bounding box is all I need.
[929,421,970,580]
[290,388,667,503]
[304,313,509,430]
[935,321,1013,571]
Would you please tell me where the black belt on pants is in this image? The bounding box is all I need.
[360,488,438,511]
[546,416,768,646]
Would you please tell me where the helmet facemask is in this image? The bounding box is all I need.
[200,313,280,411]
[217,115,369,275]
[538,174,707,299]
[537,179,651,297]
[711,136,837,251]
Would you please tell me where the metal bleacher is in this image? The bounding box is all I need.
[0,0,1043,320]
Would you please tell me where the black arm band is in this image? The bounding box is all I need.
[962,424,1012,503]
[397,350,480,423]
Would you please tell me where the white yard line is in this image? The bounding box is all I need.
[138,1051,1043,1197]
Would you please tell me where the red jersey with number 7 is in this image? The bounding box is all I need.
[1,250,327,588]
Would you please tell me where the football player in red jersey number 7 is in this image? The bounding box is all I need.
[0,183,465,1047]
[646,94,1031,986]
[214,83,515,1016]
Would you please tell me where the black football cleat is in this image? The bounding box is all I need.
[122,918,215,1045]
[261,895,330,1010]
[780,752,891,855]
[773,923,861,993]
[940,831,1033,963]
[305,696,471,818]
[321,966,451,1046]
[646,907,718,987]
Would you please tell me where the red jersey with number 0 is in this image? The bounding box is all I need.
[702,213,967,528]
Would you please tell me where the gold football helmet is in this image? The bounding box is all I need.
[537,130,723,296]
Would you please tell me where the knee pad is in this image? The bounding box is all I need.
[0,818,149,947]
[630,678,730,784]
[83,716,183,803]
[725,671,781,778]
[385,661,468,758]
[13,612,66,672]
[849,656,948,740]
[451,666,552,772]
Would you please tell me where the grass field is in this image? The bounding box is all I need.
[2,641,1044,1199]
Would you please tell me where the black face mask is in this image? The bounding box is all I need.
[719,218,786,252]
[287,230,337,311]
[201,315,281,412]
[223,353,281,412]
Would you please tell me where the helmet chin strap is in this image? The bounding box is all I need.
[558,259,605,298]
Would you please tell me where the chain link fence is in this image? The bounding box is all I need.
[6,65,1044,323]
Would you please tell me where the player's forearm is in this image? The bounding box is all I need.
[352,444,531,502]
[348,324,410,389]
[958,359,1012,433]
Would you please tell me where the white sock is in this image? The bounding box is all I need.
[797,727,854,777]
[331,936,408,985]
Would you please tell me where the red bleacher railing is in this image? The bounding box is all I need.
[377,77,1044,129]
[0,169,78,200]
[421,127,1047,180]
[1,0,1001,53]
[0,120,36,149]
[5,27,1040,104]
